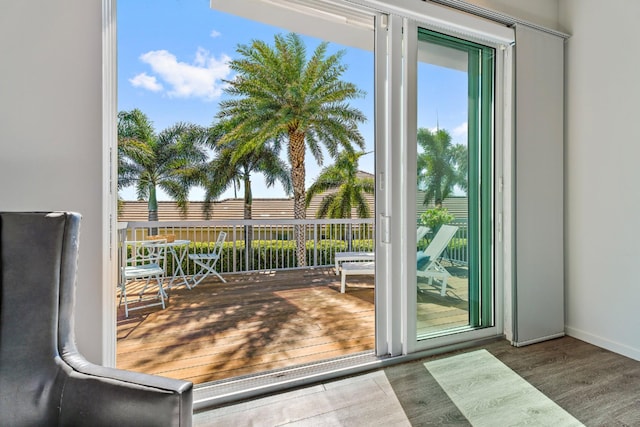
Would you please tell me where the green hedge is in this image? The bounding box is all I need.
[157,239,375,275]
[417,237,467,253]
[126,236,469,276]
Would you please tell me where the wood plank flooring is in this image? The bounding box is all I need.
[417,264,469,336]
[117,268,375,384]
[117,267,469,384]
[195,337,640,426]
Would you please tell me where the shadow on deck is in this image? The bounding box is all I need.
[117,266,468,385]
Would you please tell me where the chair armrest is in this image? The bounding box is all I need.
[58,353,193,427]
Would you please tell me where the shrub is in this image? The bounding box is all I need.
[419,207,454,233]
[160,239,375,274]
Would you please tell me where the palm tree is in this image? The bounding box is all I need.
[117,123,152,212]
[118,109,208,222]
[202,124,292,220]
[416,128,463,207]
[305,151,373,252]
[451,143,468,194]
[216,32,366,266]
[305,150,373,219]
[202,125,292,270]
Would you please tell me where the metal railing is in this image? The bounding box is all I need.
[119,219,375,276]
[119,217,468,278]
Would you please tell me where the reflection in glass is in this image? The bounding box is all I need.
[415,29,494,339]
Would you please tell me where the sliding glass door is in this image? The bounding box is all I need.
[111,1,514,395]
[408,25,497,349]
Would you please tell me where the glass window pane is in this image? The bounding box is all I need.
[415,29,494,339]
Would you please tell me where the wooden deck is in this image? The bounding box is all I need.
[417,264,470,336]
[117,266,468,385]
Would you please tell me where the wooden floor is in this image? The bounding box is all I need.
[195,336,640,426]
[117,268,375,384]
[117,266,468,384]
[417,264,469,336]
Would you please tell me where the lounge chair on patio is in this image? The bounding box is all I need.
[417,224,459,296]
[416,225,430,242]
[189,231,227,286]
[335,226,430,276]
[340,261,375,293]
[335,251,375,275]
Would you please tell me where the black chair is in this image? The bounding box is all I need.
[0,212,193,426]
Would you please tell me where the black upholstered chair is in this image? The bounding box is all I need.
[0,212,193,426]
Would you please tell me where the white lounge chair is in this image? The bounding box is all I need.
[189,232,227,286]
[417,224,459,296]
[340,261,375,293]
[416,225,430,242]
[334,251,375,275]
[334,226,430,275]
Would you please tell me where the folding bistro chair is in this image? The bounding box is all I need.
[119,239,168,317]
[189,231,227,286]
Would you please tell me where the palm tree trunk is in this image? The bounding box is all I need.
[148,185,159,235]
[289,131,307,267]
[435,184,443,208]
[244,175,254,271]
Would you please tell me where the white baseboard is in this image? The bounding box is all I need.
[565,326,640,361]
[511,332,565,347]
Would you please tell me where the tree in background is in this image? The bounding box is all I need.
[202,124,292,270]
[305,150,373,251]
[416,128,466,207]
[216,32,366,266]
[451,143,468,194]
[118,108,207,221]
[305,150,373,219]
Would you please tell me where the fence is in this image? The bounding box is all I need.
[119,219,375,276]
[119,217,468,277]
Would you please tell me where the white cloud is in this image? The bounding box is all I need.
[129,73,163,92]
[137,48,231,101]
[452,122,468,137]
[210,29,221,38]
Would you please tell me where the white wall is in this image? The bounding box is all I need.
[560,0,640,360]
[0,0,105,363]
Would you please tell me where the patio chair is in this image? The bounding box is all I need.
[335,227,430,275]
[0,211,192,426]
[416,225,430,242]
[417,224,459,296]
[120,239,168,317]
[189,231,227,286]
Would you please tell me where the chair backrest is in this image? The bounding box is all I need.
[0,212,81,423]
[1,212,194,425]
[416,226,430,242]
[129,239,167,267]
[209,232,227,257]
[422,225,459,261]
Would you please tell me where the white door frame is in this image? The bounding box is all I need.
[101,0,516,369]
[399,17,513,354]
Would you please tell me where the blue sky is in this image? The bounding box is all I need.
[118,0,467,201]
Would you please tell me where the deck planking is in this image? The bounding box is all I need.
[117,267,469,384]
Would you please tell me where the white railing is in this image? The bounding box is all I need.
[119,218,375,276]
[119,218,468,277]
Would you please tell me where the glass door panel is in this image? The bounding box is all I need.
[415,28,494,340]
